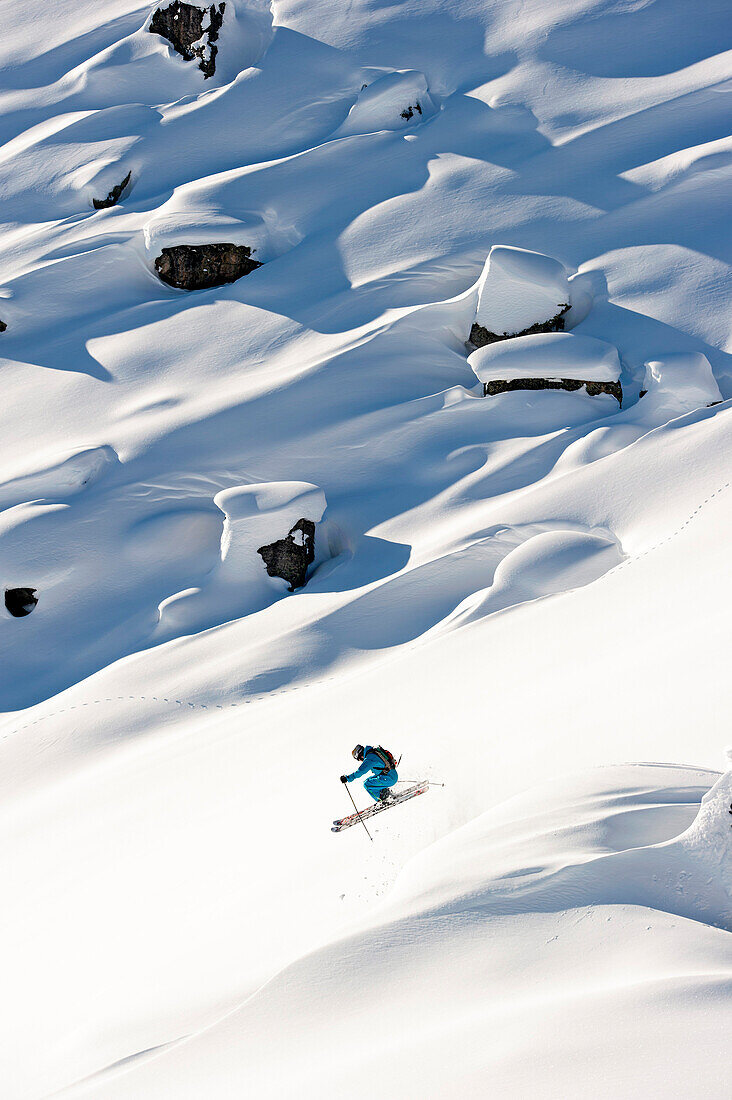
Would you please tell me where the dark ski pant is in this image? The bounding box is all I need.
[364,768,397,801]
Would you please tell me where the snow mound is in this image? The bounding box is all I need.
[641,352,722,415]
[473,245,573,339]
[146,0,274,85]
[0,445,118,511]
[334,70,436,137]
[672,764,732,928]
[469,331,622,382]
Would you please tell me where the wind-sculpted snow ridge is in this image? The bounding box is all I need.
[0,0,731,1096]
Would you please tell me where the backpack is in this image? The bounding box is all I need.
[372,745,398,774]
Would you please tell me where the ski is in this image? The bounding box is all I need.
[332,780,430,832]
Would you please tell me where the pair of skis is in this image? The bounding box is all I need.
[332,780,429,832]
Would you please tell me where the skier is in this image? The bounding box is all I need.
[341,744,398,803]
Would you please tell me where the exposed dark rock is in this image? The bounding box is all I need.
[639,388,647,398]
[149,1,225,79]
[0,320,6,333]
[483,377,622,405]
[92,170,132,210]
[154,243,262,290]
[470,305,571,349]
[258,519,316,592]
[400,101,423,120]
[5,587,38,617]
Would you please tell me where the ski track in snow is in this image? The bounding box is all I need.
[1,0,731,1097]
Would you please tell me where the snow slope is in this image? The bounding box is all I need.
[0,0,730,1096]
[69,763,732,1100]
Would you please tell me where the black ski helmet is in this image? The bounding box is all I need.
[352,744,364,761]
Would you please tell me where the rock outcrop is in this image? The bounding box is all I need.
[470,305,569,349]
[149,1,226,79]
[92,171,132,210]
[258,519,316,592]
[0,320,6,332]
[5,588,38,617]
[483,377,622,403]
[154,244,262,290]
[400,102,422,120]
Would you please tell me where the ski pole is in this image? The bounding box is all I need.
[343,782,373,842]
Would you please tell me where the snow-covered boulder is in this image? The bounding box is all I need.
[156,482,328,635]
[149,2,226,80]
[143,203,268,288]
[154,243,261,289]
[142,183,298,284]
[258,519,316,592]
[640,352,722,416]
[469,331,623,403]
[334,70,436,137]
[471,246,572,348]
[217,482,326,592]
[4,588,38,618]
[92,170,132,210]
[144,0,274,88]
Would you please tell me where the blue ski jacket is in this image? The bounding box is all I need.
[345,746,395,784]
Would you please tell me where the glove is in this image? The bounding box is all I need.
[340,775,348,783]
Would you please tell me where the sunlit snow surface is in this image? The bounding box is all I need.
[0,1,730,1097]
